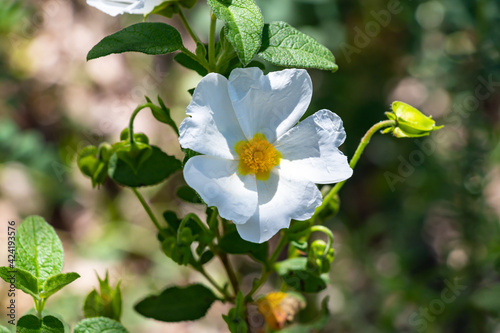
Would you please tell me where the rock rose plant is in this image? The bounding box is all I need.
[0,0,443,332]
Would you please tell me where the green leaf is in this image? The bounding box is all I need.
[150,0,197,18]
[83,273,122,321]
[87,23,183,61]
[108,146,181,187]
[207,0,264,65]
[40,272,80,298]
[162,211,203,235]
[181,148,200,166]
[176,185,202,204]
[0,326,11,333]
[83,290,103,319]
[223,291,248,333]
[219,227,268,263]
[174,53,208,77]
[17,314,65,333]
[199,251,215,265]
[0,267,38,298]
[16,216,64,286]
[259,21,338,71]
[275,258,329,293]
[74,317,129,333]
[155,96,180,135]
[135,284,217,322]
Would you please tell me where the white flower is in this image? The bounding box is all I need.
[86,0,163,16]
[179,68,353,243]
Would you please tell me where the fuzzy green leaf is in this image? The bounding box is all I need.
[0,267,38,298]
[17,314,65,333]
[208,0,263,65]
[87,23,183,60]
[219,227,268,263]
[108,146,181,187]
[135,284,217,322]
[16,216,64,286]
[153,96,179,135]
[174,53,208,77]
[40,272,80,298]
[259,21,337,71]
[176,185,202,204]
[74,317,129,333]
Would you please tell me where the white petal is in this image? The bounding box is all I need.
[228,68,312,143]
[183,156,258,224]
[87,0,135,16]
[129,0,164,14]
[236,169,322,243]
[179,73,246,160]
[87,0,162,16]
[275,109,353,184]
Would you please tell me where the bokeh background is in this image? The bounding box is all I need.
[0,0,499,332]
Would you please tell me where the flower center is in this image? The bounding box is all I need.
[235,133,281,180]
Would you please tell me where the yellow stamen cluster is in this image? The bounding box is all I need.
[235,133,281,180]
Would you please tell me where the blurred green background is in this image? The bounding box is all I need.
[0,0,499,332]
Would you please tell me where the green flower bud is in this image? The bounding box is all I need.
[98,143,114,162]
[115,142,152,173]
[161,227,196,266]
[77,144,111,188]
[307,240,335,274]
[383,101,443,138]
[119,128,149,144]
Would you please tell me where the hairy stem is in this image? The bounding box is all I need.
[128,104,152,144]
[131,188,165,238]
[246,233,288,300]
[178,8,201,45]
[219,252,240,295]
[195,265,232,301]
[314,119,395,218]
[208,11,217,71]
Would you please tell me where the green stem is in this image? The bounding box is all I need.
[208,11,217,71]
[178,8,201,44]
[177,213,211,239]
[34,297,45,318]
[195,265,231,301]
[310,225,334,259]
[219,252,240,295]
[128,104,152,144]
[246,233,288,300]
[209,208,220,238]
[313,119,395,218]
[177,211,238,296]
[131,188,166,238]
[180,46,210,70]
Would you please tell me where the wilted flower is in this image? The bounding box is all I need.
[179,68,352,243]
[86,0,164,16]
